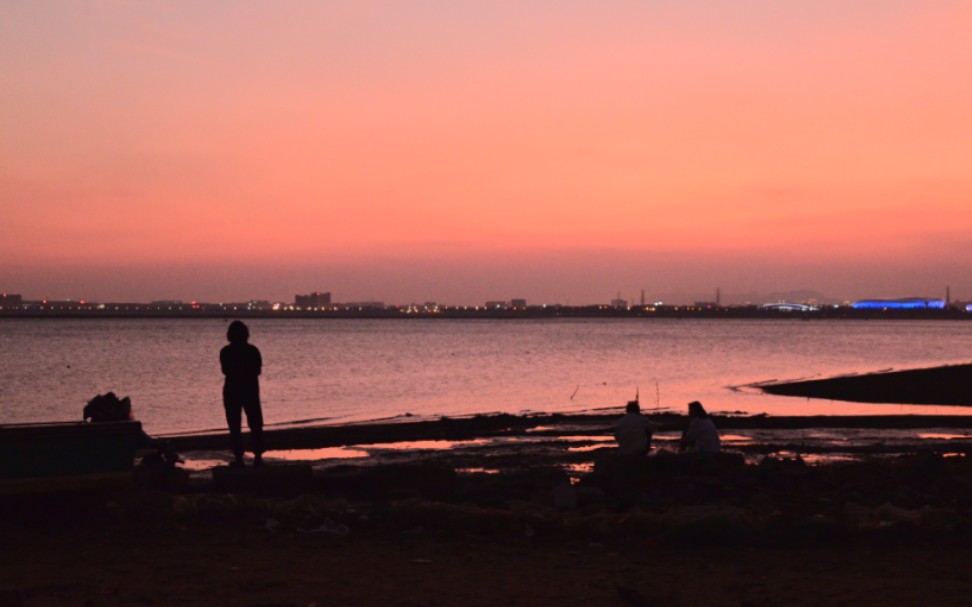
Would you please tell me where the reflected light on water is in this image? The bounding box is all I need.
[359,439,491,451]
[798,453,860,465]
[566,444,613,452]
[720,434,755,444]
[456,467,501,475]
[179,458,228,472]
[918,433,972,440]
[565,463,594,483]
[268,447,370,461]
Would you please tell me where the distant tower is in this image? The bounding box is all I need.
[716,288,721,306]
[641,289,645,306]
[946,285,951,306]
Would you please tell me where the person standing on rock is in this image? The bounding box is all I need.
[220,320,265,467]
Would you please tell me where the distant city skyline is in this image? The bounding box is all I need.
[3,3,971,306]
[1,276,962,309]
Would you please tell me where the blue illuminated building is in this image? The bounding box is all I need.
[851,298,946,311]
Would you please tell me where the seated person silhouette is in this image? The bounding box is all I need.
[679,400,721,454]
[614,400,659,455]
[83,392,181,468]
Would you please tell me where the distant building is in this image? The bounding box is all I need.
[851,298,946,311]
[610,298,627,308]
[295,291,332,309]
[485,300,509,310]
[343,301,385,310]
[510,298,527,309]
[0,293,22,309]
[758,302,819,312]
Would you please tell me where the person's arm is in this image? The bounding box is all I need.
[219,347,229,376]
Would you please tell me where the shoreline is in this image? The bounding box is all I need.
[164,410,972,452]
[160,410,972,482]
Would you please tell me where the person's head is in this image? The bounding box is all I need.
[625,400,641,414]
[227,320,250,344]
[120,396,134,420]
[688,400,707,418]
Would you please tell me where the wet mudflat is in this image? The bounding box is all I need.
[166,411,972,474]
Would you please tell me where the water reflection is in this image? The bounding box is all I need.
[918,432,972,440]
[179,457,230,472]
[359,439,491,451]
[268,447,370,461]
[720,434,755,444]
[567,444,613,453]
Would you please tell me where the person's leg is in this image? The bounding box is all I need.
[243,400,265,465]
[224,401,245,466]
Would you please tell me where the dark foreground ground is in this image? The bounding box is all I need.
[4,501,972,607]
[6,443,972,607]
[6,407,972,607]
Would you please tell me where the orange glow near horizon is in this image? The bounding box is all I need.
[3,2,972,304]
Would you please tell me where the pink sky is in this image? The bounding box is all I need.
[2,2,971,305]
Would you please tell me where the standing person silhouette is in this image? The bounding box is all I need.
[220,320,265,467]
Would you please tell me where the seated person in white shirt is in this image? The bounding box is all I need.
[614,400,660,455]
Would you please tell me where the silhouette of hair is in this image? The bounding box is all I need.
[688,401,708,418]
[626,400,640,414]
[227,320,250,344]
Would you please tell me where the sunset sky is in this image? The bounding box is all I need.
[3,2,972,305]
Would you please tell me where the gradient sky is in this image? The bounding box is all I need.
[3,1,972,305]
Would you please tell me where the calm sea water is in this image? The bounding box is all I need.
[2,318,972,435]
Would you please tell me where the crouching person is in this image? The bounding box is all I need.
[84,392,184,488]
